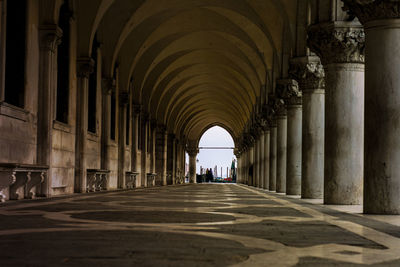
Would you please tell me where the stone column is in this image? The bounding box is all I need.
[275,98,287,193]
[308,21,365,204]
[249,138,255,186]
[172,137,178,184]
[290,56,325,199]
[131,105,141,186]
[263,128,270,190]
[244,147,249,185]
[167,134,176,185]
[75,58,94,193]
[156,125,168,186]
[269,124,277,191]
[150,120,157,174]
[101,78,114,172]
[140,113,149,187]
[343,0,400,213]
[268,97,278,191]
[277,79,302,195]
[37,25,62,196]
[118,92,129,189]
[255,135,262,188]
[252,135,258,188]
[259,130,265,189]
[187,145,198,183]
[236,155,241,183]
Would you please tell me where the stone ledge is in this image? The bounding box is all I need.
[0,102,29,122]
[53,120,71,133]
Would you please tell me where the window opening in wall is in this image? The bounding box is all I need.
[126,103,130,145]
[88,37,99,133]
[4,0,27,108]
[56,0,71,123]
[110,91,116,140]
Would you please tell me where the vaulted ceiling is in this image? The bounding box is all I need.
[74,0,299,144]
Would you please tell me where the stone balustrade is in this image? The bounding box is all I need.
[0,163,48,202]
[86,169,110,192]
[146,173,157,187]
[126,171,139,188]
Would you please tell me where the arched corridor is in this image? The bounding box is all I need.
[1,0,400,265]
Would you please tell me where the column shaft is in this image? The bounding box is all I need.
[364,19,400,213]
[302,89,324,198]
[324,63,364,204]
[263,130,270,190]
[276,115,287,193]
[286,105,302,195]
[269,126,277,191]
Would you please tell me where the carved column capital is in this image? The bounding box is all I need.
[39,24,63,52]
[168,133,176,140]
[243,133,254,148]
[133,104,142,115]
[77,57,94,78]
[119,92,130,106]
[150,119,158,129]
[157,124,167,133]
[102,78,116,95]
[343,0,400,24]
[260,104,276,129]
[307,21,365,65]
[268,94,286,118]
[276,79,302,106]
[187,147,199,157]
[289,56,325,91]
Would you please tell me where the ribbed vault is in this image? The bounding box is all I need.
[76,0,298,145]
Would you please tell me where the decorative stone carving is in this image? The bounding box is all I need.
[125,172,138,188]
[268,94,286,118]
[77,58,95,78]
[342,0,400,24]
[252,116,264,137]
[187,147,199,157]
[276,79,302,106]
[146,173,157,187]
[157,124,167,133]
[260,104,275,129]
[0,171,16,202]
[0,164,47,201]
[141,111,149,122]
[102,78,116,95]
[150,119,158,129]
[289,56,325,90]
[242,133,255,148]
[133,104,142,115]
[308,22,365,65]
[119,92,130,106]
[86,169,110,192]
[39,25,63,52]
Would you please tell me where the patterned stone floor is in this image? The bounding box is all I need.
[0,184,400,266]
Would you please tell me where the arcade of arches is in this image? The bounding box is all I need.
[1,0,400,264]
[2,0,398,211]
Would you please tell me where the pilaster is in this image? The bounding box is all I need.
[75,58,94,193]
[37,25,62,196]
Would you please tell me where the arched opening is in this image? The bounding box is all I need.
[197,126,236,183]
